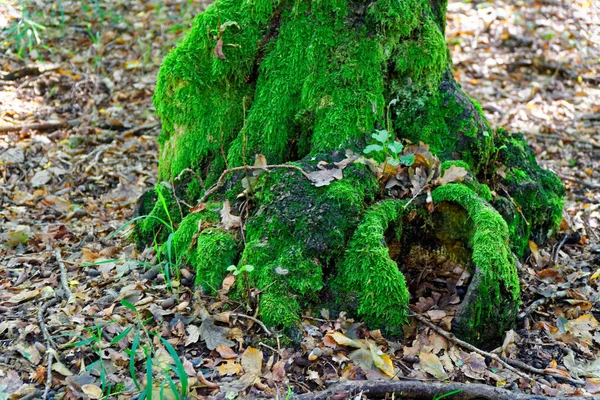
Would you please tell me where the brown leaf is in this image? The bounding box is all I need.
[418,352,448,380]
[241,347,263,377]
[216,345,237,359]
[307,167,343,187]
[219,200,241,230]
[438,165,468,185]
[218,360,243,376]
[215,37,226,59]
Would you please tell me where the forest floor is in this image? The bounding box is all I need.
[0,0,599,399]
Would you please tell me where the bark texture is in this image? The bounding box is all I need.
[137,0,565,345]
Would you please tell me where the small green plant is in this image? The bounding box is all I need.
[226,264,255,276]
[364,129,414,168]
[2,2,47,58]
[227,264,255,308]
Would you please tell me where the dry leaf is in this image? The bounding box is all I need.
[200,316,234,350]
[216,345,237,359]
[219,200,241,230]
[214,37,226,59]
[81,384,103,399]
[326,332,364,349]
[438,165,468,185]
[218,360,243,376]
[418,352,448,380]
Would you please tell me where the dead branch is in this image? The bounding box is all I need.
[557,174,600,189]
[230,312,273,336]
[197,164,311,205]
[517,291,569,320]
[295,379,546,400]
[410,312,585,386]
[0,120,77,133]
[122,122,160,137]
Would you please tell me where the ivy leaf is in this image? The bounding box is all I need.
[400,154,415,166]
[387,141,404,156]
[364,144,383,154]
[371,130,390,143]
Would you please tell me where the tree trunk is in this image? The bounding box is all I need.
[136,0,564,346]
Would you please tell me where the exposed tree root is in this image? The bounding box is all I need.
[295,379,550,400]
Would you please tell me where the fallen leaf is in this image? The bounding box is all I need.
[438,165,468,185]
[215,37,226,59]
[307,167,343,187]
[219,200,241,230]
[218,360,243,376]
[81,384,103,399]
[216,345,237,359]
[326,332,363,349]
[199,316,234,350]
[419,352,448,380]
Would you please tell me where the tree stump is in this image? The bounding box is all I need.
[136,0,564,345]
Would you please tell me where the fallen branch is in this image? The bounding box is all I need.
[410,312,585,386]
[0,120,77,133]
[557,174,600,189]
[295,379,546,400]
[230,312,273,336]
[122,122,160,137]
[517,291,568,320]
[526,132,600,150]
[197,164,311,205]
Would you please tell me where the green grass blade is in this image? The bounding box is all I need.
[160,337,188,397]
[110,326,133,345]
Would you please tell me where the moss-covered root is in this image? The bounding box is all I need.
[165,207,238,293]
[336,200,410,332]
[432,184,520,346]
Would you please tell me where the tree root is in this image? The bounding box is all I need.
[295,379,549,400]
[410,312,585,387]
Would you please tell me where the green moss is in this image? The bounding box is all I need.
[432,184,520,343]
[237,162,378,327]
[494,132,565,254]
[336,199,409,331]
[134,183,183,248]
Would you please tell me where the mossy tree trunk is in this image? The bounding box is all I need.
[137,0,564,346]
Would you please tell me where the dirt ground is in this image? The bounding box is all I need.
[0,0,599,398]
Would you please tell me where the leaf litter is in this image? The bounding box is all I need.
[0,0,599,398]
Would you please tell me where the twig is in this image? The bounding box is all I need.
[43,350,54,400]
[230,312,273,336]
[517,290,568,320]
[410,312,584,386]
[410,312,532,381]
[197,164,311,205]
[0,119,79,133]
[295,379,546,400]
[551,234,569,266]
[122,122,160,137]
[526,132,600,149]
[54,249,73,300]
[557,174,600,189]
[37,298,59,349]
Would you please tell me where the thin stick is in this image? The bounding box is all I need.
[230,312,273,336]
[121,122,160,137]
[517,290,568,320]
[0,120,72,133]
[38,298,59,349]
[197,164,311,205]
[526,132,600,149]
[558,174,600,189]
[410,312,584,386]
[43,350,54,400]
[54,249,73,300]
